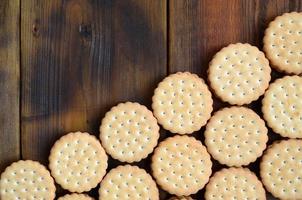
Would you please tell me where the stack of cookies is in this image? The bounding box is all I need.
[1,12,302,200]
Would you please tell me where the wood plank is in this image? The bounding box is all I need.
[0,0,20,172]
[170,0,302,75]
[21,0,166,197]
[169,0,302,199]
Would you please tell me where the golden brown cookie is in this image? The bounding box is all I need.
[100,102,159,163]
[205,106,268,166]
[205,168,265,200]
[264,12,302,74]
[49,132,108,193]
[260,139,302,199]
[262,75,302,138]
[0,160,56,200]
[152,135,212,196]
[208,43,271,105]
[99,165,159,200]
[152,72,213,134]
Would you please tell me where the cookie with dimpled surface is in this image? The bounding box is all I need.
[0,160,56,200]
[100,102,159,163]
[205,106,268,166]
[152,72,213,134]
[262,75,302,138]
[264,12,302,74]
[152,135,212,196]
[99,165,159,200]
[49,132,108,193]
[260,139,302,199]
[205,167,265,200]
[208,43,271,105]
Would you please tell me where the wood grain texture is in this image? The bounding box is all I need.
[0,0,20,172]
[169,0,302,199]
[170,0,302,75]
[21,0,166,197]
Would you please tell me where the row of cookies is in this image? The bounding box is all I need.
[207,12,302,200]
[1,69,300,199]
[0,118,264,199]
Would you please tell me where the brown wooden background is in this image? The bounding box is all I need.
[1,0,302,199]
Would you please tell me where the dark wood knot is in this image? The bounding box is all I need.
[79,24,92,38]
[32,21,40,37]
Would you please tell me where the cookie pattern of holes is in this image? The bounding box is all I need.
[260,139,302,199]
[264,12,302,74]
[99,165,159,200]
[205,168,266,200]
[208,43,271,105]
[262,76,302,138]
[168,196,194,200]
[58,193,94,200]
[49,132,108,193]
[205,106,268,167]
[151,135,212,196]
[100,102,159,163]
[152,72,213,134]
[0,160,56,200]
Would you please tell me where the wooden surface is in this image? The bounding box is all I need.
[1,0,302,199]
[0,0,20,172]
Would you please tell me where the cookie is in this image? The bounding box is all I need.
[151,135,212,196]
[152,72,213,134]
[262,75,302,138]
[168,196,194,200]
[58,194,94,200]
[205,168,266,200]
[49,132,108,193]
[264,12,302,74]
[205,106,268,166]
[208,43,271,105]
[260,139,302,199]
[99,165,159,200]
[100,102,159,163]
[0,160,56,200]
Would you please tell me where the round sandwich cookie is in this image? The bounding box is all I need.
[264,12,302,74]
[168,196,194,200]
[151,135,212,196]
[49,132,108,193]
[0,160,56,200]
[152,72,213,134]
[99,165,159,200]
[262,76,302,138]
[205,106,268,166]
[58,193,94,200]
[208,43,271,105]
[205,168,266,200]
[100,102,159,163]
[260,139,302,199]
